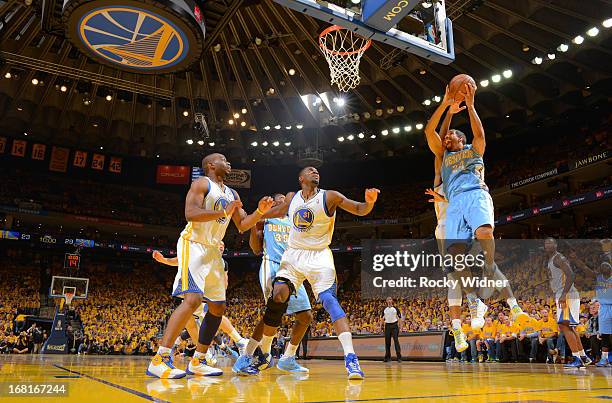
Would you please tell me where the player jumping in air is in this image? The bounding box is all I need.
[544,238,592,368]
[146,153,273,379]
[151,242,249,357]
[234,167,379,379]
[424,83,528,353]
[232,193,313,375]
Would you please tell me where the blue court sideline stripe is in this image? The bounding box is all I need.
[305,387,612,403]
[53,364,170,402]
[54,375,80,378]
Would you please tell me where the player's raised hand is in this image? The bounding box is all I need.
[257,196,274,213]
[225,200,243,217]
[365,188,380,204]
[152,250,164,263]
[464,83,477,108]
[441,85,454,106]
[448,101,466,115]
[425,188,447,203]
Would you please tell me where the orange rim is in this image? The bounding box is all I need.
[319,25,372,56]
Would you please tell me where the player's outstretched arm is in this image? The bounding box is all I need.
[261,192,295,219]
[326,188,380,217]
[184,178,229,222]
[249,221,264,256]
[230,193,273,233]
[152,251,178,266]
[464,83,486,156]
[425,86,455,158]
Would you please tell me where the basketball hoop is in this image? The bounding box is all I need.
[319,25,372,92]
[64,292,75,306]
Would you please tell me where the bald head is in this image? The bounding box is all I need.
[202,153,230,176]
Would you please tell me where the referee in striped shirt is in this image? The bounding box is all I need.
[383,297,402,362]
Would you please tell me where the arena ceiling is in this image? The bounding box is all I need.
[0,0,610,165]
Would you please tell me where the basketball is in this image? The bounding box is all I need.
[448,74,476,102]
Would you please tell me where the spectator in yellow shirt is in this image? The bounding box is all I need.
[496,318,519,362]
[537,310,560,363]
[479,317,497,362]
[518,315,540,362]
[461,317,482,363]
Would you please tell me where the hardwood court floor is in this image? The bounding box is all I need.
[0,355,610,402]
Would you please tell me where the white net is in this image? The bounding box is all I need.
[319,26,371,92]
[64,292,74,306]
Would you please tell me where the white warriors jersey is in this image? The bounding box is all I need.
[433,184,447,226]
[547,251,577,296]
[179,177,236,246]
[288,189,335,250]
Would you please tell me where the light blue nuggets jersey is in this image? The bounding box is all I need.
[263,217,291,263]
[595,254,612,304]
[442,144,488,201]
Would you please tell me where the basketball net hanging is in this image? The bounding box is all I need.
[319,25,372,92]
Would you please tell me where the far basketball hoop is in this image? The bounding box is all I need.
[319,25,372,92]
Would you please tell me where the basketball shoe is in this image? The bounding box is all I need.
[146,352,187,379]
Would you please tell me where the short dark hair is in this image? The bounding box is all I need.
[273,193,284,199]
[453,129,466,143]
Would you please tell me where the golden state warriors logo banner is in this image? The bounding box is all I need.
[63,0,205,74]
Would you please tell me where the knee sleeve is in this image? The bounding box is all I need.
[199,313,222,346]
[263,297,289,327]
[319,285,346,322]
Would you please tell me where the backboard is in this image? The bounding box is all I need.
[274,0,454,64]
[49,276,89,300]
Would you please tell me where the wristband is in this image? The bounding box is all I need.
[223,210,229,218]
[256,208,264,216]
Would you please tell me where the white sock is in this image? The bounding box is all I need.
[245,337,260,356]
[157,346,171,356]
[283,343,298,358]
[578,350,586,357]
[602,351,609,359]
[506,298,518,309]
[229,329,242,343]
[572,351,581,358]
[338,332,355,355]
[261,335,274,354]
[452,319,462,330]
[193,350,205,360]
[466,293,478,304]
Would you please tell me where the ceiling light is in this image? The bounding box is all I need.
[264,125,270,130]
[573,35,584,44]
[336,98,345,107]
[557,44,569,52]
[23,132,28,136]
[183,110,189,117]
[213,43,221,52]
[100,146,103,150]
[31,78,39,85]
[351,0,360,4]
[296,124,303,129]
[419,69,426,75]
[241,108,247,114]
[285,125,292,129]
[186,139,194,145]
[197,140,204,145]
[480,79,489,87]
[522,45,530,52]
[233,112,240,119]
[347,135,354,140]
[273,141,280,146]
[547,53,556,60]
[284,142,291,146]
[209,142,215,147]
[491,74,501,83]
[251,141,258,147]
[275,125,281,129]
[240,121,247,127]
[381,129,389,136]
[104,95,112,101]
[387,108,394,114]
[502,69,512,78]
[262,141,268,146]
[603,18,612,28]
[532,57,543,65]
[228,119,234,125]
[423,99,431,106]
[288,68,296,76]
[370,134,376,139]
[415,123,424,130]
[4,72,11,79]
[392,127,400,134]
[254,37,263,46]
[433,96,441,102]
[268,88,275,94]
[60,85,67,92]
[397,105,405,112]
[404,125,412,132]
[338,136,345,142]
[358,133,364,138]
[156,154,160,158]
[363,112,371,119]
[587,27,599,37]
[421,1,432,8]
